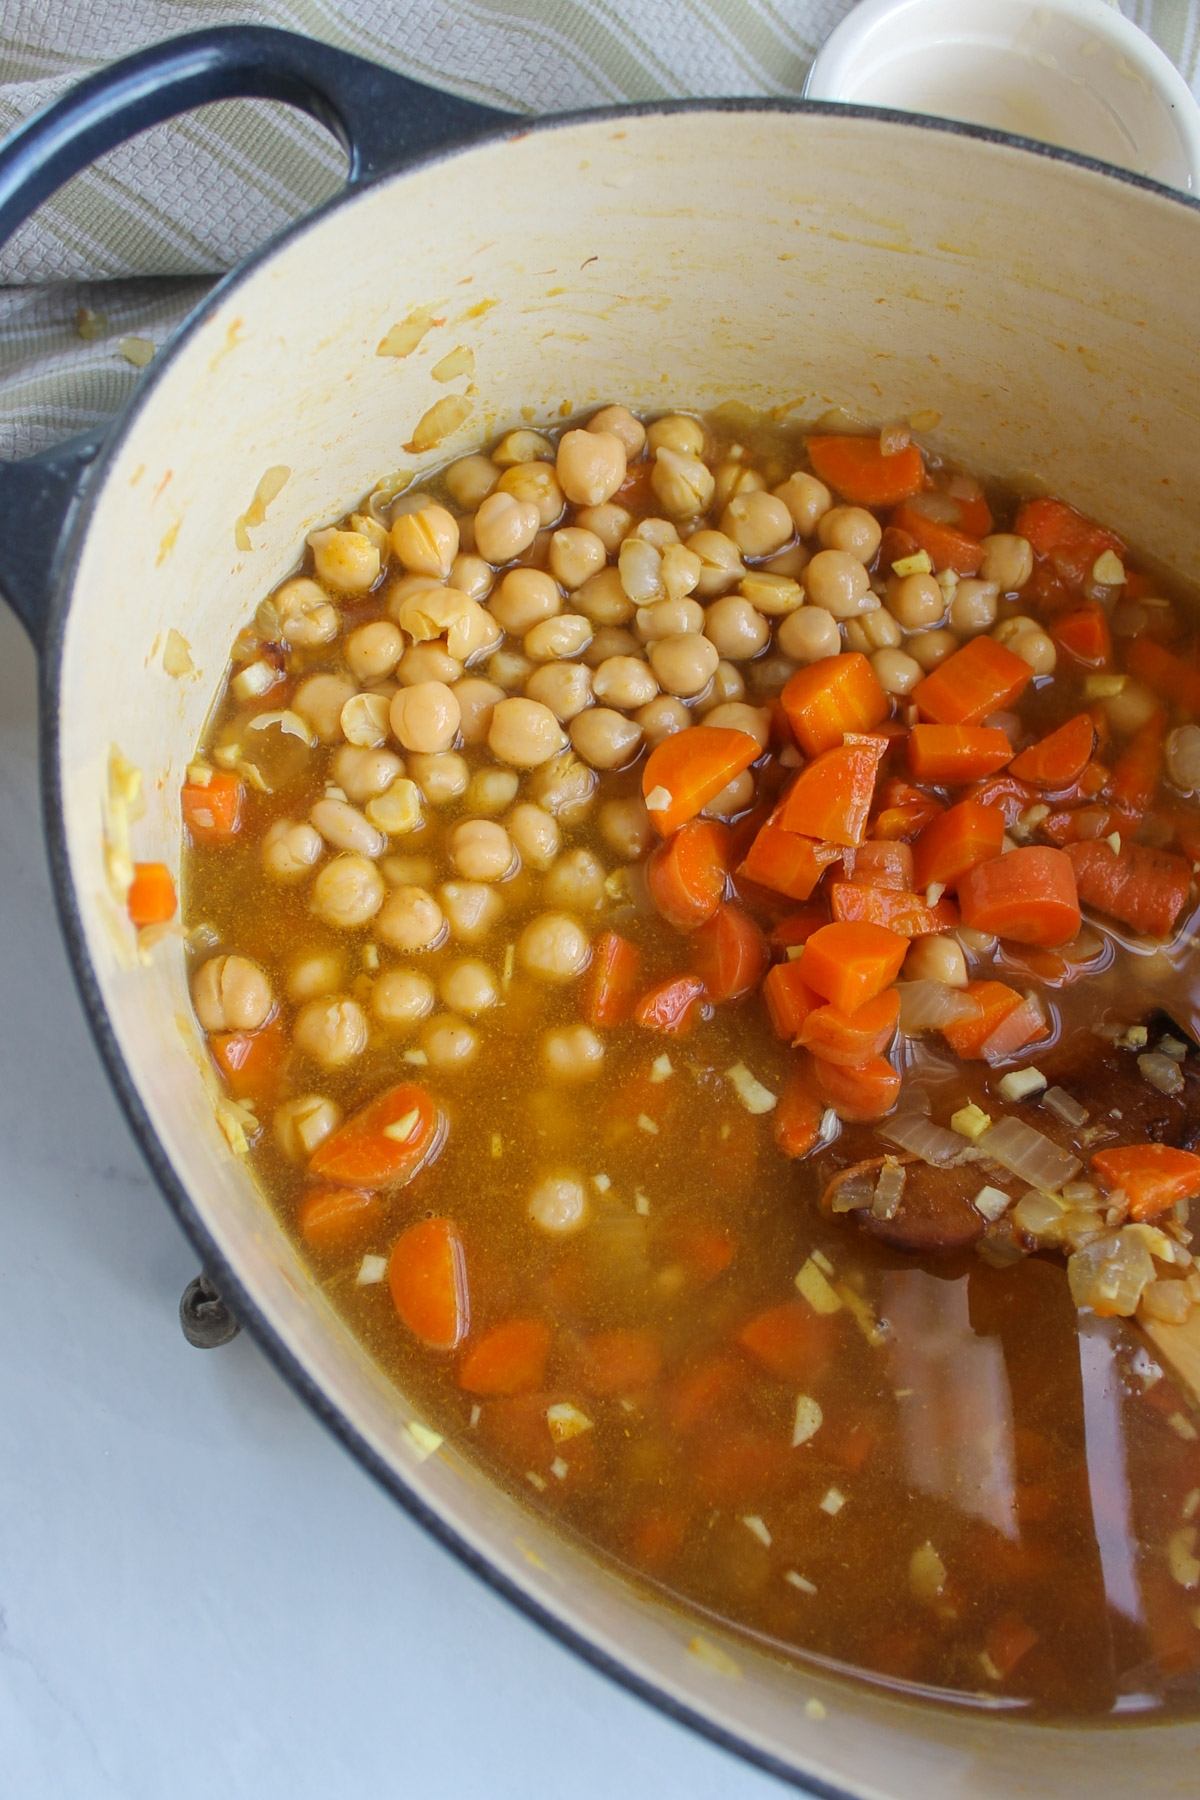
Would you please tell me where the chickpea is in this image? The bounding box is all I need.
[492,429,553,467]
[294,672,356,742]
[701,767,755,819]
[704,595,770,660]
[776,606,839,663]
[1009,627,1057,675]
[338,695,391,752]
[312,855,386,929]
[422,1014,479,1070]
[286,949,344,1003]
[636,694,692,745]
[701,660,746,708]
[764,542,811,581]
[449,676,503,747]
[649,631,719,698]
[687,529,745,598]
[465,767,520,816]
[556,428,627,507]
[904,936,969,987]
[528,1170,589,1234]
[575,502,632,556]
[647,415,705,457]
[570,707,643,770]
[273,1094,341,1163]
[992,614,1037,648]
[713,460,766,512]
[365,777,423,836]
[384,854,436,887]
[774,471,832,537]
[804,549,874,618]
[618,535,664,604]
[192,954,272,1033]
[886,570,945,630]
[703,700,771,748]
[574,566,635,626]
[720,491,793,561]
[519,912,590,981]
[525,660,594,722]
[498,460,564,526]
[980,533,1034,592]
[474,491,540,564]
[375,885,445,951]
[263,819,323,881]
[389,680,461,754]
[390,504,459,579]
[332,744,403,803]
[408,751,469,804]
[550,527,606,591]
[635,596,704,643]
[488,648,535,691]
[272,577,339,648]
[449,552,494,601]
[906,628,957,671]
[444,453,499,509]
[591,654,658,710]
[844,608,902,653]
[310,797,386,858]
[308,527,381,594]
[739,571,802,617]
[440,880,504,943]
[543,1024,605,1081]
[745,655,797,697]
[450,818,515,881]
[525,613,593,662]
[652,448,715,519]
[527,750,597,823]
[594,797,650,863]
[391,489,436,520]
[503,805,556,873]
[817,504,882,563]
[660,542,702,604]
[490,567,559,635]
[949,577,999,636]
[368,969,435,1034]
[589,405,646,457]
[294,995,369,1068]
[488,696,568,768]
[349,513,389,558]
[395,643,463,688]
[1106,677,1161,737]
[543,847,606,911]
[440,958,498,1016]
[584,626,640,667]
[870,647,924,696]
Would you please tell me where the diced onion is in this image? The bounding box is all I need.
[898,980,982,1034]
[982,997,1045,1064]
[973,1185,1012,1222]
[1139,1051,1185,1097]
[977,1117,1081,1191]
[873,1159,906,1219]
[996,1066,1046,1103]
[1067,1228,1156,1316]
[830,1170,875,1213]
[878,1112,964,1166]
[1042,1086,1089,1128]
[726,1061,777,1115]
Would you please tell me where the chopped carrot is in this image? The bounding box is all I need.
[209,1013,287,1102]
[739,811,840,900]
[829,882,959,937]
[584,931,641,1027]
[572,1327,663,1395]
[388,1217,469,1350]
[1109,710,1166,822]
[1008,713,1097,788]
[774,1065,825,1158]
[647,818,730,930]
[1126,637,1200,715]
[965,772,1037,828]
[181,770,244,843]
[763,961,822,1040]
[940,980,1022,1059]
[459,1318,552,1395]
[913,636,1032,725]
[309,1082,445,1188]
[801,920,908,1013]
[889,500,983,575]
[1091,1145,1200,1221]
[690,1429,794,1506]
[297,1185,382,1254]
[780,652,888,757]
[632,975,707,1036]
[642,725,760,838]
[797,987,900,1065]
[1050,603,1112,670]
[662,1220,737,1284]
[872,799,945,839]
[692,903,767,1002]
[912,800,1006,891]
[945,478,993,538]
[908,724,1013,785]
[662,1354,750,1434]
[768,906,828,948]
[1065,839,1192,938]
[726,800,772,869]
[127,861,177,927]
[779,742,882,847]
[985,1613,1039,1680]
[629,1505,691,1574]
[957,845,1081,947]
[813,1053,901,1122]
[842,840,915,890]
[806,433,925,506]
[1015,496,1124,589]
[878,523,918,571]
[737,1301,836,1382]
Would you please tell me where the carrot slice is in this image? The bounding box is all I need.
[872,799,945,840]
[459,1318,552,1395]
[737,1301,836,1381]
[389,1217,469,1350]
[797,987,900,1065]
[800,920,908,1013]
[1126,637,1200,715]
[739,811,841,900]
[642,726,760,838]
[890,500,983,575]
[780,653,888,757]
[632,975,706,1035]
[829,883,959,937]
[769,906,828,948]
[908,724,1013,785]
[779,742,882,847]
[309,1082,445,1188]
[584,931,641,1027]
[127,861,177,926]
[842,840,915,891]
[1092,1145,1200,1221]
[912,800,1006,891]
[1109,710,1166,822]
[812,1053,901,1122]
[912,636,1032,726]
[692,903,767,1002]
[940,980,1025,1059]
[181,771,244,843]
[572,1327,662,1395]
[957,845,1080,947]
[1015,496,1123,589]
[1050,603,1112,670]
[647,819,730,929]
[297,1185,382,1253]
[773,1064,826,1158]
[1065,839,1192,938]
[965,772,1037,828]
[1008,713,1097,789]
[209,1013,287,1102]
[806,434,924,506]
[763,961,822,1040]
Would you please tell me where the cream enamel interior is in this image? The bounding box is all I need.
[54,109,1200,1792]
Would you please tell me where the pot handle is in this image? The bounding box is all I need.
[0,24,511,650]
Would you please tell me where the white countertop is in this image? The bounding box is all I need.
[0,599,782,1800]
